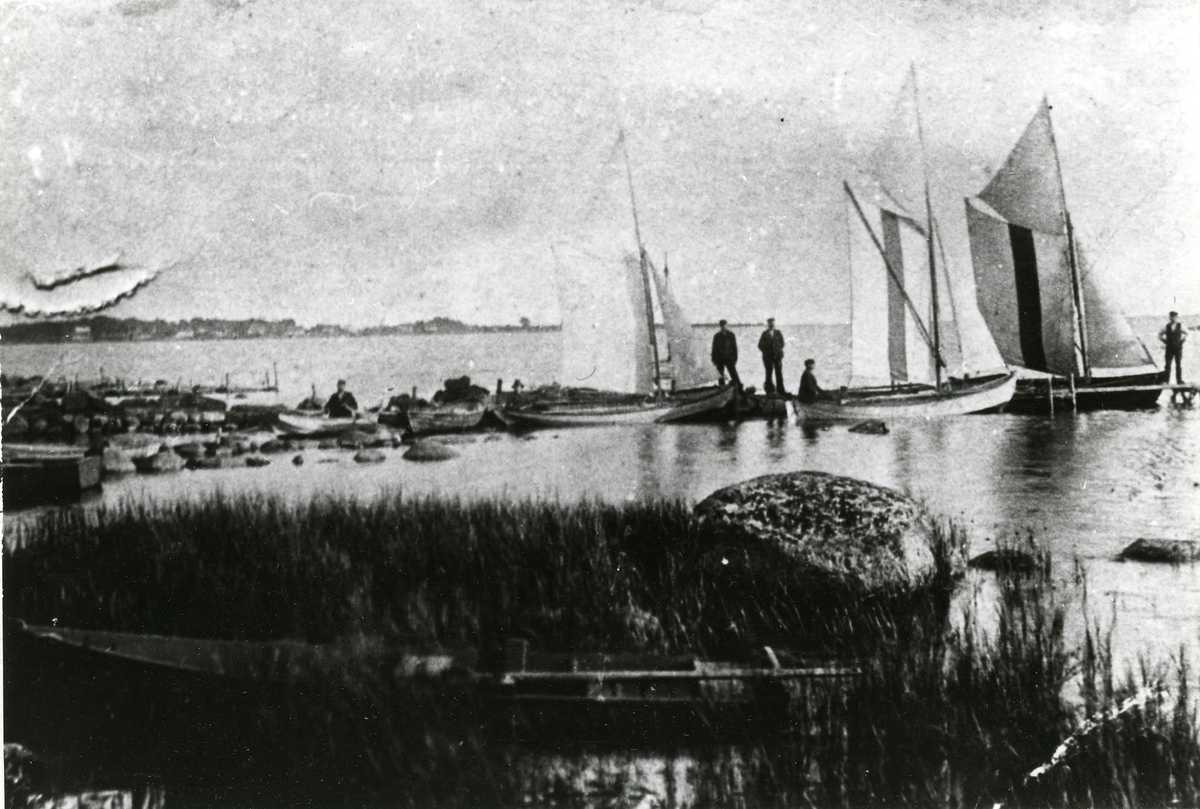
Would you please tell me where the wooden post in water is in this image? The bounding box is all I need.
[273,362,279,390]
[496,378,503,397]
[411,386,417,400]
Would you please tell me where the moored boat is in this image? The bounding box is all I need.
[407,399,490,434]
[501,383,735,428]
[965,99,1164,413]
[795,70,1015,424]
[276,411,378,437]
[2,453,102,510]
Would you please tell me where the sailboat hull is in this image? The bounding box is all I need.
[500,384,735,428]
[1005,372,1165,414]
[791,372,1016,422]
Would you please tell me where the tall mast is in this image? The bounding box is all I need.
[620,129,663,393]
[1044,98,1091,379]
[912,67,943,392]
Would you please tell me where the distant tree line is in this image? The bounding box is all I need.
[0,316,558,344]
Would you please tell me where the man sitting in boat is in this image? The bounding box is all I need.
[797,359,828,405]
[324,380,359,418]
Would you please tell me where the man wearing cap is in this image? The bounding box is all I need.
[1160,311,1188,384]
[757,317,785,395]
[324,379,359,418]
[711,320,741,390]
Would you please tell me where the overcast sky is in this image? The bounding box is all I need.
[2,0,1198,327]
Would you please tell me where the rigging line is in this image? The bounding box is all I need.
[844,181,945,369]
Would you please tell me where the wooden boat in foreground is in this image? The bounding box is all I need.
[8,621,859,743]
[966,100,1164,413]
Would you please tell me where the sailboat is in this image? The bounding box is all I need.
[965,100,1162,412]
[500,133,735,429]
[793,72,1016,423]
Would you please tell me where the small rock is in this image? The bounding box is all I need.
[101,446,137,475]
[354,448,387,464]
[1118,538,1200,564]
[245,455,270,467]
[259,439,287,454]
[134,445,186,474]
[338,430,374,449]
[402,441,459,462]
[968,549,1045,575]
[292,454,305,466]
[849,420,889,435]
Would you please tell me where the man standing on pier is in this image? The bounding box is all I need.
[758,317,785,395]
[1160,311,1187,384]
[324,379,359,418]
[711,320,741,390]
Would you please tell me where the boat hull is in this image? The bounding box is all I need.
[407,401,488,435]
[276,412,377,437]
[2,454,102,510]
[500,384,735,428]
[1005,372,1166,414]
[791,372,1017,422]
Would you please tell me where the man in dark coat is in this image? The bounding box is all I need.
[1159,310,1188,384]
[711,320,741,389]
[757,317,785,395]
[324,379,359,418]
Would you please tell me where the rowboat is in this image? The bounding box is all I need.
[407,399,490,435]
[810,69,1015,423]
[501,383,735,428]
[7,620,859,745]
[965,100,1165,413]
[276,411,377,437]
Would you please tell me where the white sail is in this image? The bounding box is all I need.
[966,101,1155,377]
[847,194,936,388]
[846,69,940,389]
[648,259,709,389]
[554,245,656,394]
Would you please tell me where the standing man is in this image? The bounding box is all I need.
[1160,310,1188,384]
[324,379,359,418]
[711,319,741,390]
[758,317,785,395]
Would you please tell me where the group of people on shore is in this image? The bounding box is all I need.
[711,318,827,404]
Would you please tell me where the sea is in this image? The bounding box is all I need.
[3,320,1199,804]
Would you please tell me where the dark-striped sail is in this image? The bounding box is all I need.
[966,101,1155,380]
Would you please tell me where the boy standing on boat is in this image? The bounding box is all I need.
[711,320,741,390]
[758,318,785,395]
[1160,311,1187,384]
[324,380,359,418]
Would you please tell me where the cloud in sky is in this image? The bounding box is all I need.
[1,0,1197,327]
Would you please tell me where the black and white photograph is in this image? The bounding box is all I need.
[2,0,1199,806]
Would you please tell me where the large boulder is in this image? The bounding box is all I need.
[694,472,948,595]
[133,445,186,474]
[1118,538,1200,564]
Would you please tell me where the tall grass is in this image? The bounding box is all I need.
[6,493,1199,807]
[4,491,958,655]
